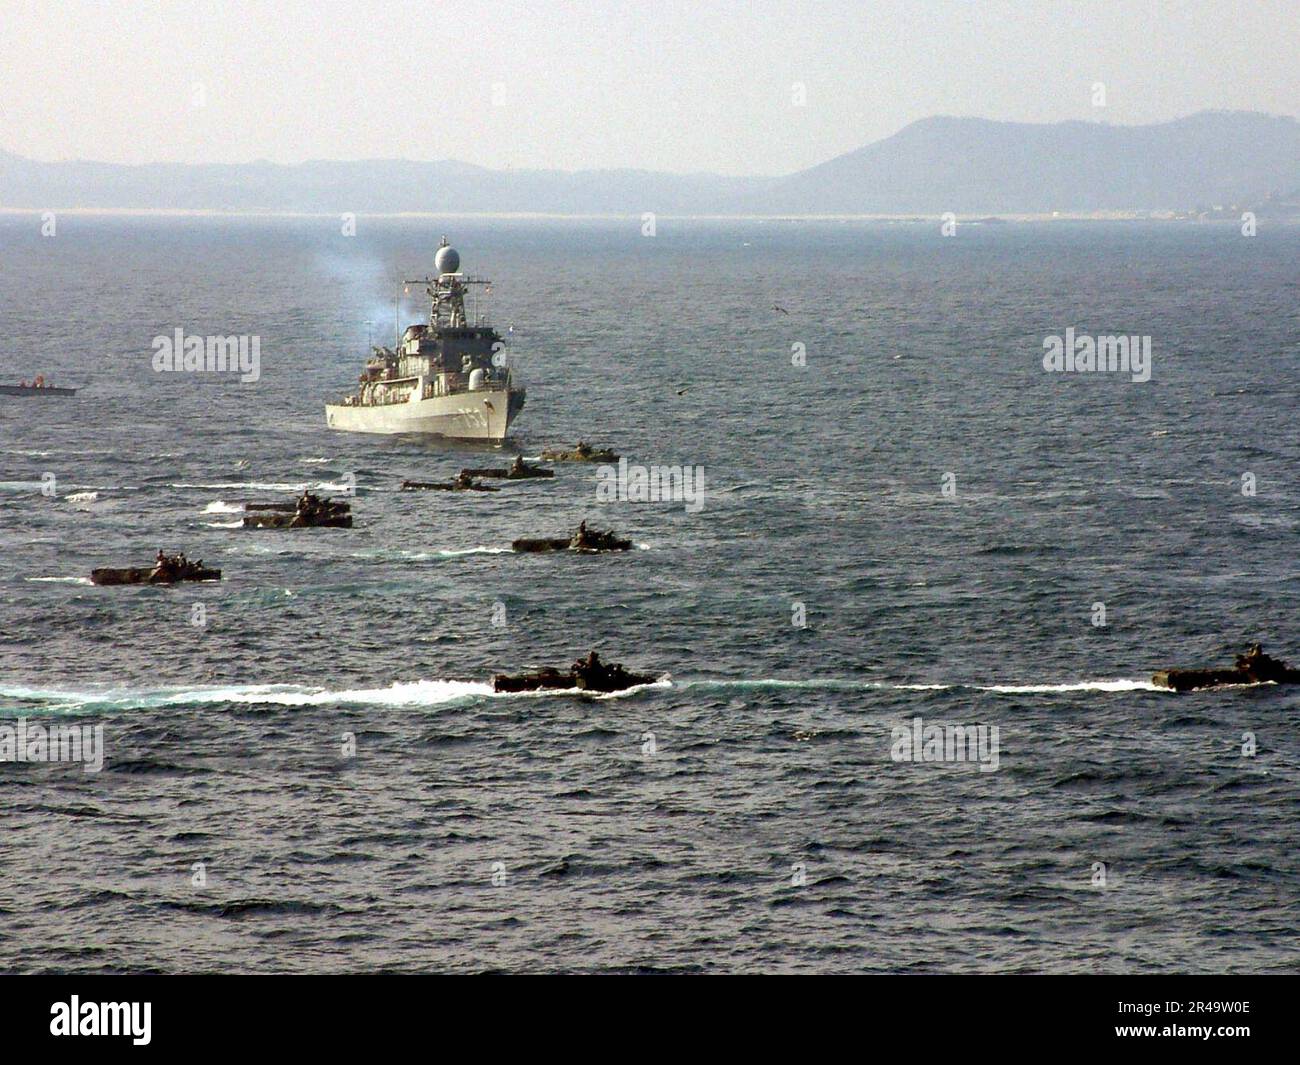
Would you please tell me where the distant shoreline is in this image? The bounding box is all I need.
[2,207,1293,223]
[4,111,1295,222]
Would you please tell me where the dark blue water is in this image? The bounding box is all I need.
[2,216,1297,972]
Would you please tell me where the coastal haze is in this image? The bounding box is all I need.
[4,111,1300,215]
[2,1,1299,215]
[2,1,1299,978]
[3,0,1298,175]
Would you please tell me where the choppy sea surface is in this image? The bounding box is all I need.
[1,216,1297,973]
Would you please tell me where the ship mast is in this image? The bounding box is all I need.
[405,237,490,330]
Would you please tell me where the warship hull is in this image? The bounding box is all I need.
[326,387,523,442]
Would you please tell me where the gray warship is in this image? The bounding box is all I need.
[325,238,525,442]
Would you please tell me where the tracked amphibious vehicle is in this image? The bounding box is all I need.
[493,651,658,694]
[1152,644,1300,692]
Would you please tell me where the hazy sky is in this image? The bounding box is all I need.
[2,0,1296,175]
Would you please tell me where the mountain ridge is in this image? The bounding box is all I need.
[2,111,1296,215]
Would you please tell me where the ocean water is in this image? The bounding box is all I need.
[1,215,1297,973]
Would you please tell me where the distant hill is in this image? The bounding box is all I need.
[2,111,1296,215]
[754,111,1300,214]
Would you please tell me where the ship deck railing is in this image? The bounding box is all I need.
[421,371,514,400]
[345,368,516,405]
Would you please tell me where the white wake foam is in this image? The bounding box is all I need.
[0,672,1157,714]
[172,481,354,493]
[686,677,1164,695]
[0,673,675,713]
[203,500,244,514]
[350,547,511,561]
[490,675,673,700]
[206,679,494,707]
[0,679,494,712]
[976,679,1162,693]
[434,546,511,557]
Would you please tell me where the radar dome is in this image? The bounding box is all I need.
[435,243,460,275]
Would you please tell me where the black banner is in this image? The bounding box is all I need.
[2,975,1292,1051]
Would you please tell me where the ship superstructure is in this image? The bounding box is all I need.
[325,239,525,441]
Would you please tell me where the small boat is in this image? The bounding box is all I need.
[493,651,658,693]
[1,375,77,397]
[240,493,352,528]
[91,553,220,586]
[1152,644,1300,692]
[540,441,617,463]
[512,522,631,553]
